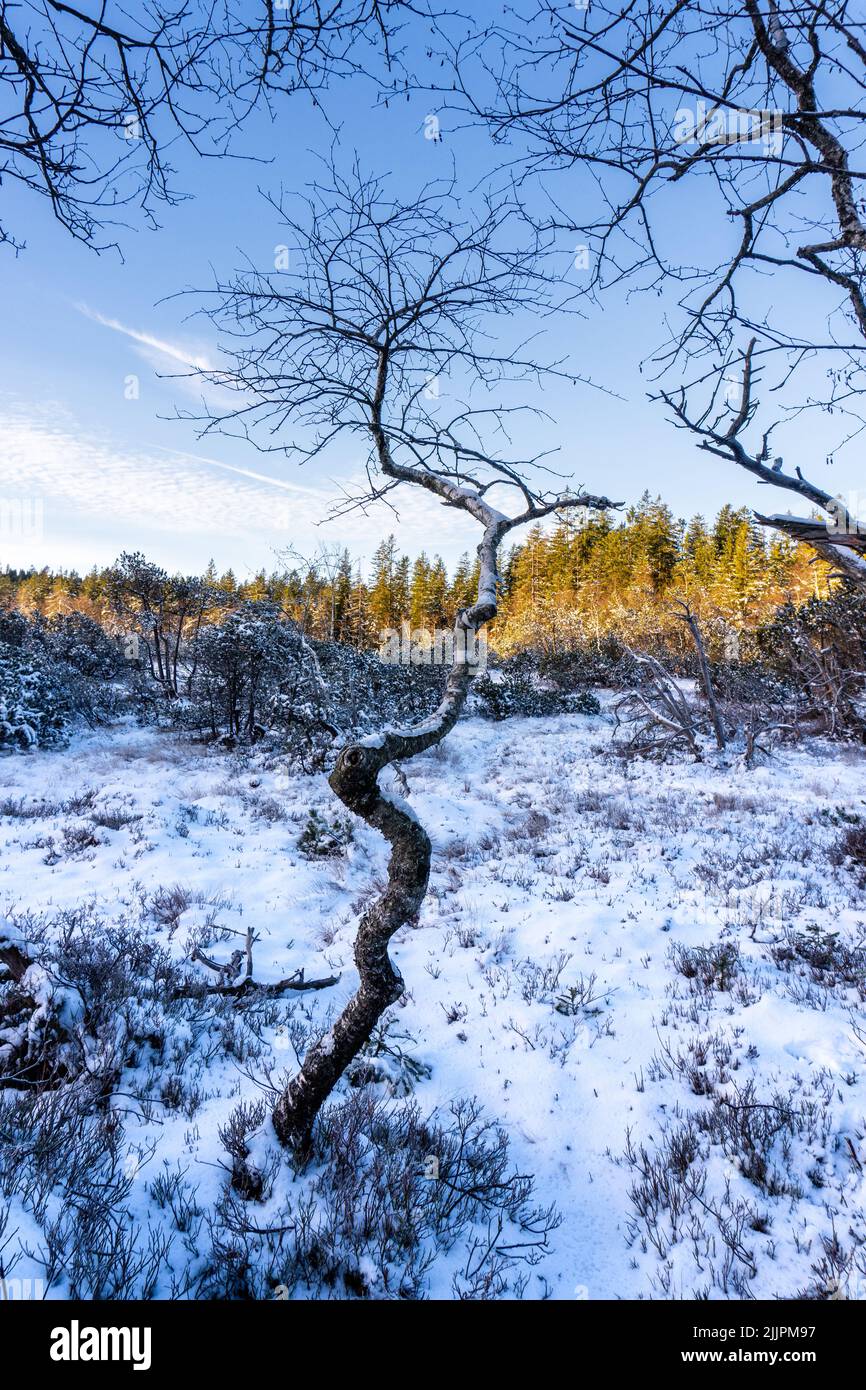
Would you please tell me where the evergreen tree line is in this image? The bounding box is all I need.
[0,494,831,660]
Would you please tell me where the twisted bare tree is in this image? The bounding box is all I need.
[182,164,616,1149]
[0,0,433,248]
[436,1,866,578]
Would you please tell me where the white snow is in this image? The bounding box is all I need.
[1,709,865,1299]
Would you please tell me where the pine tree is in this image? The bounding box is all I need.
[410,554,431,629]
[332,549,354,641]
[369,535,400,634]
[426,557,449,629]
[393,555,410,625]
[449,552,476,616]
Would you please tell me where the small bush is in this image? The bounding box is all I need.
[0,610,133,750]
[297,808,354,859]
[312,639,448,737]
[535,640,643,691]
[756,588,866,741]
[0,643,70,749]
[347,1015,432,1095]
[191,602,330,754]
[202,1089,559,1300]
[671,942,741,992]
[473,661,600,721]
[829,824,866,887]
[771,925,866,991]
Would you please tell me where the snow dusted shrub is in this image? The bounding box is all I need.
[696,1079,827,1199]
[769,924,866,996]
[0,907,239,1294]
[191,631,448,752]
[192,602,333,760]
[0,611,102,748]
[0,610,30,648]
[0,642,69,749]
[145,882,194,931]
[0,917,80,1086]
[625,1072,836,1292]
[0,1080,172,1298]
[536,640,642,692]
[624,1120,764,1297]
[671,942,741,993]
[0,611,132,750]
[473,653,600,722]
[310,638,447,737]
[756,587,866,741]
[204,1089,559,1299]
[828,821,866,889]
[297,807,354,859]
[709,657,792,710]
[798,1230,866,1301]
[0,909,190,1090]
[40,612,126,681]
[346,1013,432,1095]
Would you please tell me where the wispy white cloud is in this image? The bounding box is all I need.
[0,405,481,570]
[74,302,246,413]
[0,410,311,540]
[75,303,214,373]
[148,445,325,498]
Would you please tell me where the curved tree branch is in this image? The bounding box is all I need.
[0,0,435,248]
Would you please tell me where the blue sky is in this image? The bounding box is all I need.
[1,15,860,581]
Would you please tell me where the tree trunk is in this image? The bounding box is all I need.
[677,603,727,750]
[152,624,165,686]
[272,743,433,1150]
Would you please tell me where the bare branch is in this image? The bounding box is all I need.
[433,2,866,571]
[0,1,438,248]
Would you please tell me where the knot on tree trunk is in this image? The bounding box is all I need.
[329,743,384,811]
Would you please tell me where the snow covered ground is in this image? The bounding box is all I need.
[2,707,866,1300]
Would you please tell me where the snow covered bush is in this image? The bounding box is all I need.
[310,638,448,737]
[0,610,133,750]
[204,1090,559,1300]
[0,908,188,1090]
[0,641,70,749]
[40,612,126,681]
[0,904,557,1301]
[756,587,866,741]
[828,818,866,889]
[0,916,79,1084]
[707,658,793,712]
[473,654,601,722]
[192,602,331,755]
[0,1080,173,1298]
[0,610,30,648]
[535,640,643,692]
[297,808,354,859]
[107,551,223,700]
